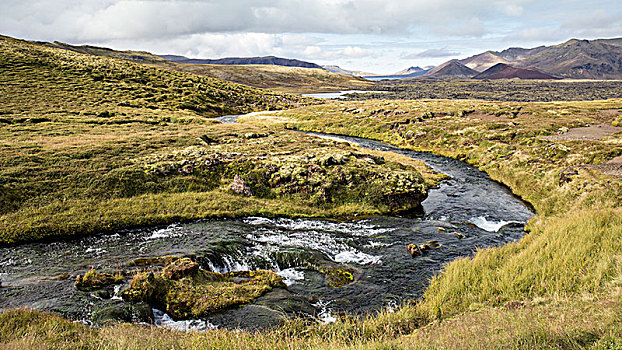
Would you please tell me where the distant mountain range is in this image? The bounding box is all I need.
[28,35,622,81]
[161,55,324,69]
[397,37,622,80]
[457,38,622,79]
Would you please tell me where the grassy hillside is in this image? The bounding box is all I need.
[0,35,308,118]
[40,39,372,93]
[0,35,434,245]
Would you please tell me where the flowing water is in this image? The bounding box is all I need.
[0,131,533,329]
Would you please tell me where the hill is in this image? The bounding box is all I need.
[459,38,622,79]
[420,59,478,79]
[459,51,509,72]
[29,39,370,93]
[473,63,558,80]
[160,54,323,69]
[166,63,372,93]
[0,35,306,118]
[393,66,427,75]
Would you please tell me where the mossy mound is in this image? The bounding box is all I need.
[75,269,124,291]
[139,134,430,213]
[122,260,286,320]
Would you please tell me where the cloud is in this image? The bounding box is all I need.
[340,46,370,57]
[303,46,323,56]
[0,0,619,74]
[0,0,540,42]
[403,47,460,59]
[560,9,622,38]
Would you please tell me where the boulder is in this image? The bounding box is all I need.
[407,243,422,257]
[230,175,253,196]
[419,240,442,251]
[122,260,285,320]
[92,302,153,326]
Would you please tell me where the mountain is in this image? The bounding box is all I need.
[394,66,426,75]
[364,67,432,81]
[504,38,622,79]
[459,38,622,79]
[420,59,478,79]
[161,55,323,69]
[459,52,509,72]
[322,65,378,77]
[472,63,558,80]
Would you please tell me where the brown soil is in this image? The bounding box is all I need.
[591,155,622,177]
[547,124,622,141]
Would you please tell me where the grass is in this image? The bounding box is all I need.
[3,295,622,349]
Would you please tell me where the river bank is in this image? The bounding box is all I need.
[0,132,532,330]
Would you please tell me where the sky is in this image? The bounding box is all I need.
[1,0,621,74]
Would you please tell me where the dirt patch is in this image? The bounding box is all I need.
[547,124,622,141]
[591,155,622,177]
[466,110,529,121]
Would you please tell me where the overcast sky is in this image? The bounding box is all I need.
[1,0,621,74]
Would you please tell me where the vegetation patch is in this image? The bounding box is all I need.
[122,258,286,319]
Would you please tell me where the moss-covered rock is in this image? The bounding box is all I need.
[162,258,199,280]
[75,269,124,291]
[122,260,286,320]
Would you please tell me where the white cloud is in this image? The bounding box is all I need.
[0,0,542,42]
[303,46,323,56]
[403,47,461,59]
[341,46,369,57]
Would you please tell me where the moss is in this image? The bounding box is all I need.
[75,269,124,291]
[122,260,285,320]
[318,266,355,288]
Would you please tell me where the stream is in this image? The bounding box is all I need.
[0,129,533,330]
